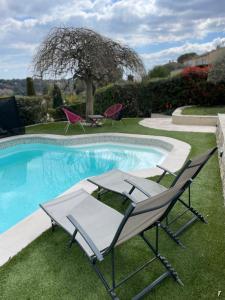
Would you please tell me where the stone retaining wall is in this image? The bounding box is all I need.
[216,114,225,203]
[172,106,218,126]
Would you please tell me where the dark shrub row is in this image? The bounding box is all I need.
[15,95,86,125]
[94,76,225,116]
[94,83,151,117]
[47,102,86,121]
[16,96,49,126]
[16,75,225,125]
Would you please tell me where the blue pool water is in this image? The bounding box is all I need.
[0,143,166,233]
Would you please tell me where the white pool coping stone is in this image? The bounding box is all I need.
[140,118,216,133]
[0,133,191,266]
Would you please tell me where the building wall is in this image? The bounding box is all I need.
[183,47,225,67]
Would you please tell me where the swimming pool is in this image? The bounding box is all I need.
[0,142,166,233]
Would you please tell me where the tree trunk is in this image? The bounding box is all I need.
[85,78,94,119]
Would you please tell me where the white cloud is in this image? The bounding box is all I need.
[142,37,225,69]
[0,0,225,77]
[10,42,38,53]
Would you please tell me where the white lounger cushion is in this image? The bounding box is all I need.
[41,189,123,258]
[89,169,167,202]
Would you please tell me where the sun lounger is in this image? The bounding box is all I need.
[41,180,190,299]
[88,147,217,242]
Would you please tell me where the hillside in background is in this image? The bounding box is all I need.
[0,79,48,96]
[0,78,77,97]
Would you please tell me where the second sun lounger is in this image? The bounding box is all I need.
[88,147,217,241]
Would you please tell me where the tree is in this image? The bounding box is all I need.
[177,52,197,64]
[127,74,134,81]
[26,77,36,96]
[146,62,183,81]
[148,65,170,79]
[163,61,183,71]
[52,84,63,108]
[33,27,145,118]
[74,78,86,95]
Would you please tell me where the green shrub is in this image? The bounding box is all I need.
[26,77,36,96]
[52,84,63,108]
[94,75,225,116]
[148,65,170,79]
[47,108,64,121]
[47,102,86,121]
[95,83,152,117]
[68,102,86,117]
[16,96,50,125]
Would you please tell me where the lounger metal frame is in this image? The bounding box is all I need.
[41,182,190,299]
[163,147,217,238]
[88,147,217,246]
[67,184,188,300]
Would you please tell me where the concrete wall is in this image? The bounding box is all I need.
[172,106,218,126]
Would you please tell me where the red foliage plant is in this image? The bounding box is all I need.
[165,102,173,109]
[182,65,211,79]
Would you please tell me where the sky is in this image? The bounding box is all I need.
[0,0,225,79]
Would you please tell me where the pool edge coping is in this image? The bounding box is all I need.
[0,133,191,267]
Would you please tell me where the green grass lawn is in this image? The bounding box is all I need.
[1,119,225,299]
[182,105,225,116]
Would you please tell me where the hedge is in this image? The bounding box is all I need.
[16,96,50,126]
[47,102,86,121]
[94,75,225,116]
[15,74,225,125]
[15,95,86,125]
[95,83,152,117]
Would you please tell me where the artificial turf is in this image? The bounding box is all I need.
[0,119,224,299]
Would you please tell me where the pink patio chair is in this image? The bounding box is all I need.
[62,108,85,134]
[103,103,124,125]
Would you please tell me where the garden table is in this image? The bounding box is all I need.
[88,114,104,127]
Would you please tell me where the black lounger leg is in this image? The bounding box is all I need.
[91,259,119,300]
[112,248,116,289]
[69,229,78,248]
[160,223,185,248]
[184,185,206,223]
[51,219,57,232]
[141,223,183,286]
[97,187,101,200]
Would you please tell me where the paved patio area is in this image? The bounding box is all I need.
[140,117,216,133]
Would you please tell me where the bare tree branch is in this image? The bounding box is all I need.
[33,27,145,117]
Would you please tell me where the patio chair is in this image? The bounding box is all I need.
[88,147,217,245]
[40,180,190,300]
[62,107,85,134]
[104,103,124,125]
